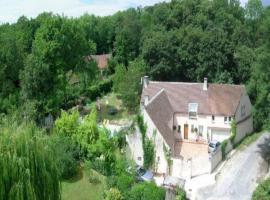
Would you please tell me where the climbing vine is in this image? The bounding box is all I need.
[137,115,154,169]
[163,144,173,174]
[230,118,237,143]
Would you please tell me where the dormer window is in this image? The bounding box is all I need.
[189,103,198,119]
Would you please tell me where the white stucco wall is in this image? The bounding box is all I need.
[234,93,253,143]
[175,114,231,142]
[126,128,144,166]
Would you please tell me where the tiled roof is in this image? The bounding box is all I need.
[86,54,111,70]
[145,89,175,148]
[142,81,245,116]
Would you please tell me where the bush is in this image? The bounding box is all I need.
[88,170,101,184]
[88,78,113,100]
[49,135,80,180]
[143,139,155,169]
[252,178,270,200]
[175,187,186,200]
[105,188,123,200]
[128,182,165,200]
[221,140,228,160]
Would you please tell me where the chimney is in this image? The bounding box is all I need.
[143,76,149,88]
[203,77,208,91]
[144,95,149,106]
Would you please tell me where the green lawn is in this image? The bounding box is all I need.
[62,169,106,200]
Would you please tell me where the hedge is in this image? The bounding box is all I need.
[87,78,113,100]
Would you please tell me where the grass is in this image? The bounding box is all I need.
[62,168,106,200]
[94,93,135,123]
[235,132,263,150]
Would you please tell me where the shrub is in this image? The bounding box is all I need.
[105,188,123,200]
[88,170,101,184]
[221,140,228,160]
[143,139,155,169]
[49,135,79,180]
[128,182,166,200]
[175,187,186,200]
[88,78,113,100]
[252,178,270,200]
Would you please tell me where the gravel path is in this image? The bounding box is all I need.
[197,132,269,200]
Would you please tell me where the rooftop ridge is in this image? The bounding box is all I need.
[146,88,165,107]
[149,80,245,87]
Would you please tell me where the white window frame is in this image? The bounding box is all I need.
[189,103,198,119]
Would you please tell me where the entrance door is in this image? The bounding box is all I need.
[184,124,188,139]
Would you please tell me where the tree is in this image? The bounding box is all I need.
[248,46,270,130]
[115,59,146,111]
[0,119,60,200]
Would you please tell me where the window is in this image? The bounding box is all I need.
[224,117,228,124]
[177,125,181,133]
[189,103,198,119]
[229,117,232,122]
[212,115,215,122]
[157,156,160,162]
[138,157,142,161]
[199,125,203,136]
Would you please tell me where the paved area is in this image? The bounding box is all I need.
[196,132,269,200]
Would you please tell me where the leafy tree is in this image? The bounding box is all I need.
[115,59,146,111]
[0,120,60,200]
[248,46,270,130]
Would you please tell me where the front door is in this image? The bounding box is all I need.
[184,124,188,139]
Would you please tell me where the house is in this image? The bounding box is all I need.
[134,76,253,179]
[86,54,111,75]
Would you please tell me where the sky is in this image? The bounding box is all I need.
[0,0,269,24]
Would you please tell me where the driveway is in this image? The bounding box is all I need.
[196,132,269,200]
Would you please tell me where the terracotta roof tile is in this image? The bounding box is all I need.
[142,81,245,116]
[86,54,111,70]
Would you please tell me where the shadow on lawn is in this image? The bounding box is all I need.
[63,166,84,183]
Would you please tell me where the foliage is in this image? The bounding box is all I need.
[0,120,61,200]
[105,188,123,200]
[128,182,166,200]
[252,178,270,200]
[143,139,155,169]
[113,59,146,111]
[54,108,117,176]
[49,135,80,180]
[175,187,186,200]
[230,119,237,143]
[258,136,270,164]
[163,144,173,173]
[221,140,228,160]
[248,46,270,131]
[88,77,113,100]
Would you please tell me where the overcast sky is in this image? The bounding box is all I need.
[0,0,269,24]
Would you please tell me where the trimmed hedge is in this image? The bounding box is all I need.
[87,78,113,100]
